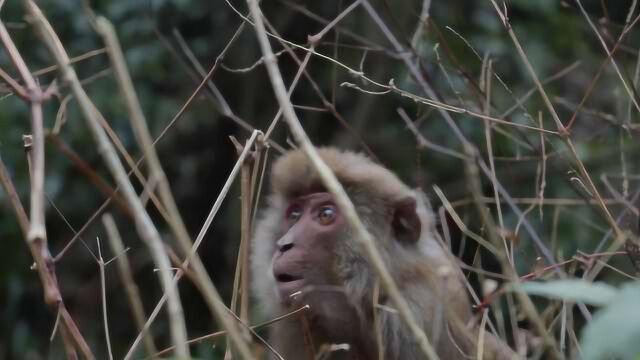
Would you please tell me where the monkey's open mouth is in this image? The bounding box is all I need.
[276,273,303,283]
[275,273,306,302]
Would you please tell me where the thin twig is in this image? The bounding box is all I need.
[102,213,158,357]
[95,16,253,359]
[244,0,440,358]
[25,1,189,355]
[96,237,114,360]
[1,13,94,359]
[152,305,309,358]
[124,130,261,359]
[0,155,29,235]
[463,144,563,359]
[489,0,628,282]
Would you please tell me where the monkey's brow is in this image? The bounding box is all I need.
[290,183,327,197]
[294,191,332,202]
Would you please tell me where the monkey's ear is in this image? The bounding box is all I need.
[391,197,422,243]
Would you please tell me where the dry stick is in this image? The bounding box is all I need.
[463,146,563,360]
[488,1,629,279]
[74,79,171,221]
[0,65,28,98]
[33,48,107,77]
[124,130,261,359]
[0,16,46,269]
[477,309,488,360]
[492,1,620,233]
[308,0,363,43]
[0,155,29,235]
[102,213,158,357]
[93,16,253,359]
[54,197,111,263]
[23,1,189,356]
[501,61,581,119]
[169,29,286,153]
[556,97,639,130]
[575,0,640,114]
[219,48,288,73]
[1,154,92,359]
[44,193,98,263]
[402,6,598,346]
[537,112,548,220]
[95,237,114,360]
[329,0,341,106]
[55,30,260,263]
[450,196,626,208]
[359,0,566,351]
[236,142,253,325]
[564,41,629,130]
[397,109,466,160]
[54,30,265,263]
[587,193,640,278]
[259,12,378,160]
[0,20,94,360]
[601,175,639,216]
[372,281,384,360]
[47,134,133,217]
[410,0,432,51]
[223,0,375,160]
[96,17,251,359]
[575,0,640,274]
[355,82,558,135]
[481,59,509,263]
[225,0,554,139]
[93,102,169,219]
[361,0,555,258]
[0,50,98,101]
[263,46,314,141]
[250,143,269,227]
[165,247,284,360]
[433,187,499,254]
[152,305,309,358]
[225,136,254,360]
[278,0,388,54]
[432,198,506,352]
[244,0,440,359]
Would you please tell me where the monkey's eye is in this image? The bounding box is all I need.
[286,206,303,222]
[317,206,337,225]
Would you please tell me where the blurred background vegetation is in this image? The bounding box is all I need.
[0,0,639,358]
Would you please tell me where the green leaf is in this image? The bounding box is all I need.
[509,279,617,306]
[581,282,640,360]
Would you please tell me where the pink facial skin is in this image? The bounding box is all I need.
[271,192,344,304]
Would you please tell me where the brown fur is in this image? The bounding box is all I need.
[272,147,412,203]
[252,147,517,360]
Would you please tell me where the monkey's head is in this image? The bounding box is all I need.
[251,148,513,359]
[252,148,443,339]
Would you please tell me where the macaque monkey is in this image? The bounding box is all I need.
[251,148,516,359]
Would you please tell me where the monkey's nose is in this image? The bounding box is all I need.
[278,242,293,253]
[277,236,294,252]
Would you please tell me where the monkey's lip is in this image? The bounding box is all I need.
[275,274,306,299]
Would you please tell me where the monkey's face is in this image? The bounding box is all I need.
[271,192,346,308]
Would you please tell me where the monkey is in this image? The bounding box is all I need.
[251,147,517,359]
